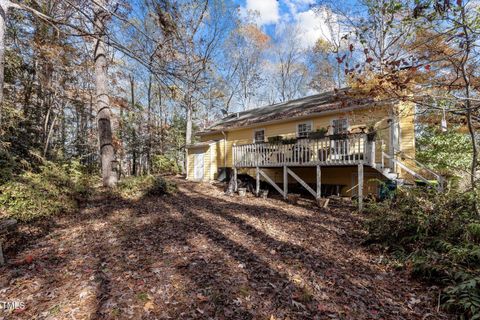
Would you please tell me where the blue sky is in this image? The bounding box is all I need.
[233,0,357,49]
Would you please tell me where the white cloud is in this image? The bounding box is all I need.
[239,1,343,49]
[281,6,346,49]
[242,0,280,26]
[294,8,333,48]
[284,0,315,16]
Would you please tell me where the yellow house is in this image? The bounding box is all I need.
[186,89,441,208]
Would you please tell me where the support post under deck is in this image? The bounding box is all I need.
[358,163,364,212]
[316,165,321,199]
[287,168,317,199]
[283,165,288,200]
[258,168,285,198]
[256,167,260,196]
[233,167,238,192]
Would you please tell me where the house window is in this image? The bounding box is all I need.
[297,122,312,138]
[331,118,349,157]
[332,118,348,134]
[254,129,265,143]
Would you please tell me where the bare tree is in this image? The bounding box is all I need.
[224,21,270,110]
[308,6,348,91]
[272,29,308,102]
[151,0,230,170]
[94,0,117,187]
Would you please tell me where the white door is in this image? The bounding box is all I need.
[194,152,205,181]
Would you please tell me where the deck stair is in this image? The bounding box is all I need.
[375,149,443,190]
[379,166,399,181]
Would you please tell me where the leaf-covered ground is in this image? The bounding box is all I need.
[1,178,450,319]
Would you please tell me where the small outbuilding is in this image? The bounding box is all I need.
[186,140,222,182]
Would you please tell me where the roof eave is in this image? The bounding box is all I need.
[196,102,395,136]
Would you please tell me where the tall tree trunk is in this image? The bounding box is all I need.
[132,147,137,176]
[0,2,6,130]
[146,75,152,174]
[43,113,57,158]
[94,0,117,187]
[185,103,193,174]
[459,7,478,190]
[185,95,193,146]
[158,85,164,154]
[129,74,137,176]
[118,89,124,177]
[62,102,67,157]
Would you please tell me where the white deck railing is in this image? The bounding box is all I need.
[233,134,375,167]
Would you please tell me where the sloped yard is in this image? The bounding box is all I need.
[1,178,449,319]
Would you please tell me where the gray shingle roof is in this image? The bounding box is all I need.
[199,89,396,135]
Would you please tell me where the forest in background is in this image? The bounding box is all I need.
[0,0,345,181]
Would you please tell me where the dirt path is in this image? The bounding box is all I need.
[1,178,449,319]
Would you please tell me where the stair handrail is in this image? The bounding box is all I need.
[383,151,444,191]
[393,148,443,182]
[382,152,430,184]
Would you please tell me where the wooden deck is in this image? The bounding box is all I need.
[233,134,376,168]
[232,134,377,211]
[232,134,444,211]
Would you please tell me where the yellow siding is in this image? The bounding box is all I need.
[204,147,210,180]
[208,143,217,180]
[398,102,415,158]
[215,140,227,169]
[397,102,416,179]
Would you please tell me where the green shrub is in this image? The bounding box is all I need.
[267,136,283,144]
[62,160,97,198]
[444,274,480,319]
[151,155,180,175]
[417,127,472,176]
[282,137,297,145]
[145,176,177,197]
[0,149,15,184]
[467,223,480,243]
[365,188,480,318]
[115,175,176,199]
[0,161,96,221]
[309,128,328,139]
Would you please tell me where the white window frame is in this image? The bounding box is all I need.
[331,117,349,135]
[297,121,313,138]
[253,128,265,143]
[330,117,350,160]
